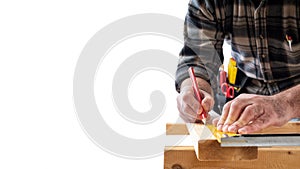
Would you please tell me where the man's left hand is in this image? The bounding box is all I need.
[214,93,292,134]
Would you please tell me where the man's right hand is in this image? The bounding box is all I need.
[176,78,214,123]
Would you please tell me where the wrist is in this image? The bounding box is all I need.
[274,88,299,119]
[180,78,213,95]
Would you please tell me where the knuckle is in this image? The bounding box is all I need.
[223,100,233,109]
[236,93,246,98]
[224,118,234,125]
[218,117,226,124]
[203,98,214,109]
[222,102,230,112]
[246,105,263,119]
[244,106,255,115]
[230,100,240,110]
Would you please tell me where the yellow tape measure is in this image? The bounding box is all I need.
[206,125,240,143]
[228,58,237,85]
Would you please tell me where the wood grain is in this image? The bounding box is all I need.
[164,146,300,169]
[187,123,257,161]
[166,123,189,135]
[166,121,300,135]
[165,122,300,168]
[256,122,300,134]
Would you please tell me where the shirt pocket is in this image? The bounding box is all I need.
[283,29,300,60]
[281,42,300,64]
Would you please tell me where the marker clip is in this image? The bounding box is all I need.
[286,35,293,51]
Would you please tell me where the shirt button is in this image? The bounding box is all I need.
[260,34,264,39]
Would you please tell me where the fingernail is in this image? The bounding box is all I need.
[228,125,237,133]
[222,125,229,132]
[217,124,223,131]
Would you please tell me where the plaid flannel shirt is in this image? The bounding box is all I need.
[176,0,300,95]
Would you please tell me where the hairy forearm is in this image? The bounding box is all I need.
[275,84,300,118]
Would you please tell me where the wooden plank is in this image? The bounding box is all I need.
[166,121,300,136]
[166,122,300,161]
[166,123,189,135]
[197,139,257,161]
[187,123,257,161]
[165,110,221,136]
[164,146,300,169]
[256,122,300,134]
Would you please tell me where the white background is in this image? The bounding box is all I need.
[0,0,191,168]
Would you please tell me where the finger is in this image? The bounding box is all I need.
[177,93,199,117]
[180,110,203,123]
[201,99,210,114]
[227,105,262,133]
[205,113,211,121]
[237,114,271,134]
[217,101,232,131]
[179,106,198,123]
[223,98,252,132]
[202,93,214,113]
[177,96,192,122]
[212,117,220,126]
[182,92,201,114]
[179,100,204,123]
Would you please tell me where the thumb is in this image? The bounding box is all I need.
[201,91,214,112]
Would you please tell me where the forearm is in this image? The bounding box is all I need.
[275,84,300,119]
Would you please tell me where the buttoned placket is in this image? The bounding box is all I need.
[253,0,280,94]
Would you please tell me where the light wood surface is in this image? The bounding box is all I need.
[166,123,189,135]
[187,123,257,161]
[166,122,300,135]
[164,122,300,169]
[164,146,300,169]
[256,122,300,134]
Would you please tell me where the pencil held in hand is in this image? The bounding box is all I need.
[188,67,208,121]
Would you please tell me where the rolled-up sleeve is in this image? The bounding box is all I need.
[175,0,226,92]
